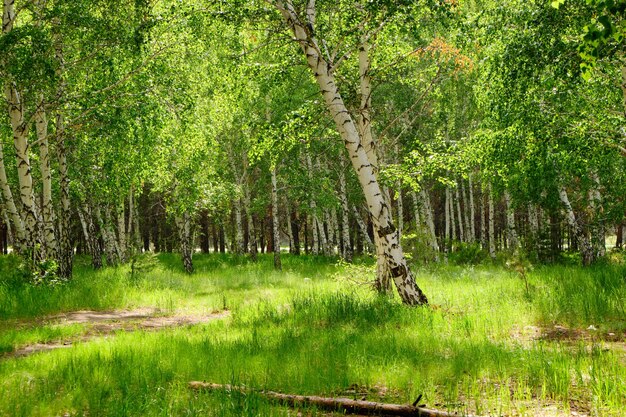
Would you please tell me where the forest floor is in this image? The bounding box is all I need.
[0,253,625,417]
[3,307,230,358]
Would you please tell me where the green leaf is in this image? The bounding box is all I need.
[550,0,565,8]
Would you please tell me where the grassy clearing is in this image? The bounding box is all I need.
[0,254,625,416]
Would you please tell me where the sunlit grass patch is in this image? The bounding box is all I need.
[0,254,625,416]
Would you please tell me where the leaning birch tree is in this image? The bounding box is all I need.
[267,0,428,305]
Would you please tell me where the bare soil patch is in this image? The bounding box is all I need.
[3,308,230,359]
[511,324,626,344]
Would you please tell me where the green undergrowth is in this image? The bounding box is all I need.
[0,254,625,416]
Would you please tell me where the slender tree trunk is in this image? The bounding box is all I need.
[0,139,25,251]
[420,188,439,254]
[352,205,374,253]
[445,187,451,248]
[589,172,606,259]
[219,223,226,253]
[175,212,193,273]
[52,33,76,277]
[339,165,353,262]
[95,205,117,266]
[322,209,332,256]
[303,214,309,255]
[57,127,73,276]
[310,214,319,254]
[117,201,127,262]
[243,185,257,261]
[285,199,294,253]
[0,195,12,252]
[133,195,141,251]
[488,183,496,259]
[318,215,329,256]
[233,198,244,254]
[461,179,471,242]
[35,97,57,260]
[78,204,102,269]
[306,155,320,255]
[291,208,300,256]
[271,167,281,270]
[560,186,594,265]
[199,211,209,253]
[468,174,476,242]
[455,182,464,243]
[528,204,539,251]
[91,205,109,269]
[480,184,487,250]
[127,185,140,253]
[331,208,340,255]
[1,0,26,253]
[411,191,421,229]
[504,190,518,250]
[7,84,39,254]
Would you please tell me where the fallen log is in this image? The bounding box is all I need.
[188,381,477,417]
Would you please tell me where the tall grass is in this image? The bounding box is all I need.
[0,254,625,416]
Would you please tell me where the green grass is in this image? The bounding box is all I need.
[0,253,625,416]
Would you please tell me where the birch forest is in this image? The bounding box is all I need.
[1,1,626,416]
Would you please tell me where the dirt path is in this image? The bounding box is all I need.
[3,308,230,359]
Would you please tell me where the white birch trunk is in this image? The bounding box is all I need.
[352,205,374,253]
[77,204,102,269]
[488,183,496,259]
[331,208,340,255]
[0,194,12,246]
[559,186,594,265]
[306,155,321,255]
[53,23,73,278]
[6,84,39,252]
[480,183,487,250]
[461,180,471,242]
[411,191,421,228]
[449,188,457,241]
[468,174,476,242]
[0,140,25,249]
[504,190,518,250]
[588,172,606,259]
[0,3,23,246]
[420,188,439,253]
[271,167,281,270]
[233,197,244,254]
[117,201,127,262]
[396,186,404,241]
[95,205,118,266]
[455,183,464,243]
[35,97,57,259]
[285,197,294,253]
[175,212,193,273]
[338,164,353,262]
[310,214,319,254]
[131,187,142,250]
[127,186,135,250]
[322,209,333,256]
[244,183,257,261]
[445,187,451,244]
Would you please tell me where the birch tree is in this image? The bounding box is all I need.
[267,0,428,304]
